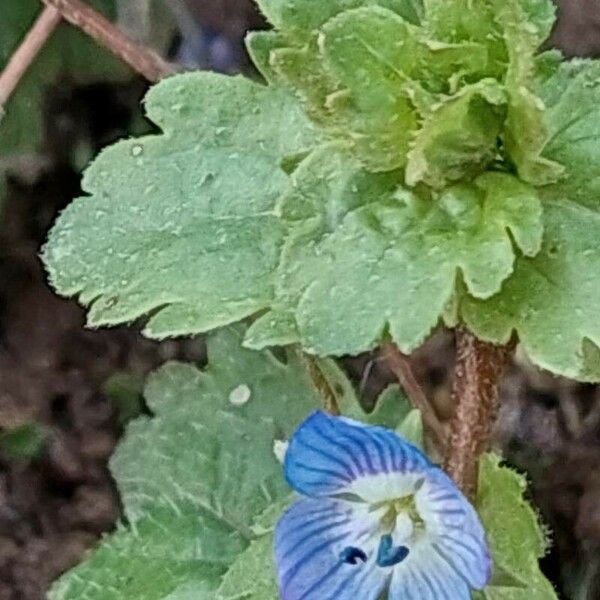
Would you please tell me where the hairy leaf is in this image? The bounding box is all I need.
[0,0,127,156]
[255,0,423,32]
[49,505,240,600]
[43,73,317,338]
[460,60,600,381]
[475,455,558,599]
[318,6,422,171]
[247,146,542,356]
[406,79,507,188]
[216,535,279,600]
[462,201,600,381]
[498,1,564,185]
[49,326,322,599]
[422,0,504,76]
[540,60,600,210]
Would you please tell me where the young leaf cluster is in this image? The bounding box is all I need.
[43,0,600,381]
[50,325,556,599]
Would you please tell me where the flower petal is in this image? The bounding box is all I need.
[274,497,388,600]
[284,411,432,498]
[388,544,472,599]
[416,468,492,590]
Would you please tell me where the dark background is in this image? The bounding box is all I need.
[0,1,599,598]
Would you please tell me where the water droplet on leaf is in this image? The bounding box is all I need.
[229,384,251,406]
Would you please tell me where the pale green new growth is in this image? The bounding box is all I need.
[406,80,507,188]
[49,326,322,599]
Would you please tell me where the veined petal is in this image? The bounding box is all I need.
[274,497,388,600]
[284,411,432,498]
[388,542,472,599]
[416,468,491,590]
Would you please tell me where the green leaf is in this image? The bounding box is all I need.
[318,6,422,171]
[460,60,600,381]
[304,356,363,419]
[43,73,318,338]
[461,200,600,381]
[0,423,46,462]
[405,79,507,188]
[245,30,289,84]
[540,60,600,211]
[215,535,279,600]
[423,0,503,63]
[498,1,564,185]
[50,326,323,599]
[510,0,556,43]
[247,146,542,356]
[255,0,423,32]
[475,454,558,599]
[49,505,242,600]
[395,408,424,448]
[0,0,127,156]
[423,0,554,48]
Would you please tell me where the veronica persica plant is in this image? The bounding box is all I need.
[40,0,592,597]
[276,412,490,599]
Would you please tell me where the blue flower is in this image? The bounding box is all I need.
[274,411,491,599]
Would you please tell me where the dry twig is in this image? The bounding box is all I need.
[382,342,447,451]
[0,6,62,110]
[42,0,176,82]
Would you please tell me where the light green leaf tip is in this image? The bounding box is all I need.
[406,80,507,189]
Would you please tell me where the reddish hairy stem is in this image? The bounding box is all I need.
[444,327,512,499]
[0,6,62,109]
[382,342,447,452]
[41,0,176,82]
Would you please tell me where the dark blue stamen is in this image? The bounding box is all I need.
[376,534,410,568]
[340,546,368,565]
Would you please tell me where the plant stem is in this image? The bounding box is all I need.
[41,0,176,82]
[444,327,511,499]
[382,342,447,452]
[302,355,341,416]
[0,6,62,110]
